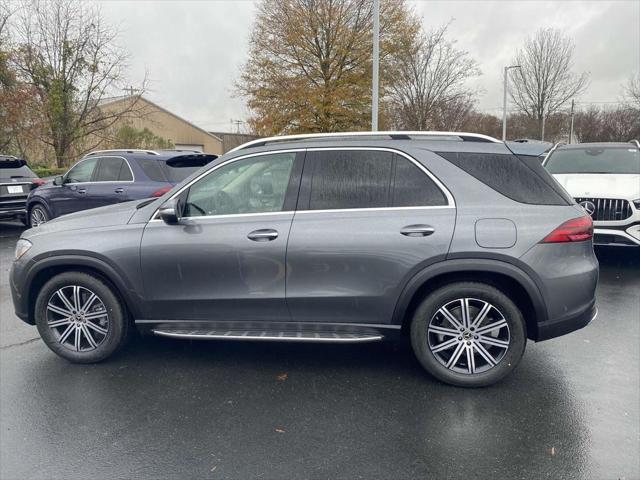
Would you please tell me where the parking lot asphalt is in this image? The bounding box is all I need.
[0,220,638,480]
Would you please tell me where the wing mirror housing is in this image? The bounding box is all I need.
[53,175,64,186]
[159,197,182,225]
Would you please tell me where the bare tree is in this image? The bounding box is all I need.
[624,73,640,109]
[509,28,589,141]
[10,0,145,166]
[387,24,480,130]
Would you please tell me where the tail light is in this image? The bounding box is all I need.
[541,216,593,243]
[32,178,46,187]
[151,185,172,197]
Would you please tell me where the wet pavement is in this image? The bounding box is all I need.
[1,220,638,479]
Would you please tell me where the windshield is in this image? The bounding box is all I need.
[546,147,640,174]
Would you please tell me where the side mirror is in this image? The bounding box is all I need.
[159,198,182,225]
[53,175,64,186]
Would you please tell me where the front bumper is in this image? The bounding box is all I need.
[536,300,597,341]
[9,261,31,324]
[593,225,640,247]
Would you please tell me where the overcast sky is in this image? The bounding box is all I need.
[98,0,640,133]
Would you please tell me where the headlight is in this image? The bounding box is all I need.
[14,239,32,261]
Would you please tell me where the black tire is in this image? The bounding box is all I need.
[35,272,129,363]
[29,203,49,227]
[410,282,526,387]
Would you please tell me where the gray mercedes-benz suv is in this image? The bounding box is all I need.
[10,132,598,387]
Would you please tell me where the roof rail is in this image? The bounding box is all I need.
[228,131,502,153]
[83,149,160,157]
[629,139,640,148]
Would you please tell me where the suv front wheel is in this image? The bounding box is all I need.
[410,282,527,387]
[34,272,129,363]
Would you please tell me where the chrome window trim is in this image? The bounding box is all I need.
[150,147,455,221]
[64,155,136,184]
[304,147,455,207]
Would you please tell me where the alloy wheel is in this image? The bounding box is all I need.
[30,207,47,226]
[46,285,109,352]
[427,298,510,374]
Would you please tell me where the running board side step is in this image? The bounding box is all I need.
[152,329,384,343]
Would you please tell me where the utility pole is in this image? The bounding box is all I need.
[569,99,575,144]
[371,0,379,131]
[502,65,521,141]
[230,119,244,134]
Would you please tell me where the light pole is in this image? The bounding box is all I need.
[502,65,521,141]
[371,0,380,131]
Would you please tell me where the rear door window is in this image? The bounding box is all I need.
[94,157,133,182]
[392,156,447,207]
[305,150,393,210]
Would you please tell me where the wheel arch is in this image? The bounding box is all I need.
[24,255,141,325]
[393,259,548,341]
[26,199,53,225]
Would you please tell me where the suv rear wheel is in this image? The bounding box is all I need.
[34,272,129,363]
[410,282,526,387]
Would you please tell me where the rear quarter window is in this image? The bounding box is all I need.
[436,151,571,205]
[137,159,168,182]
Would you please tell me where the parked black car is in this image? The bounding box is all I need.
[0,155,44,225]
[26,149,217,226]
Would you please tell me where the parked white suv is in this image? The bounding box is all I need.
[544,141,640,247]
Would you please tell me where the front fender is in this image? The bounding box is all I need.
[19,253,143,324]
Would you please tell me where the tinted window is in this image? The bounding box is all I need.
[164,162,205,183]
[184,153,295,217]
[138,159,167,182]
[0,161,36,179]
[546,147,640,174]
[307,151,393,210]
[65,158,99,183]
[436,151,569,205]
[392,156,447,207]
[94,157,132,182]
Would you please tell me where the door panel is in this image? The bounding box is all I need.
[139,151,302,322]
[86,157,132,208]
[50,157,100,216]
[286,208,455,324]
[140,213,294,321]
[286,148,455,325]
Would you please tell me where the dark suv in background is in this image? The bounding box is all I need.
[26,149,217,226]
[10,132,598,387]
[0,155,44,225]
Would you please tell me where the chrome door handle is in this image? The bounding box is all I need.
[400,225,435,237]
[114,188,124,194]
[247,229,279,241]
[77,189,87,194]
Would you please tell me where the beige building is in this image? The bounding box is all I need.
[98,96,224,155]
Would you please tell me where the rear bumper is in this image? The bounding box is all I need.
[536,300,597,341]
[0,208,26,219]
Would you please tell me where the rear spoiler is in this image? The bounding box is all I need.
[165,154,218,168]
[0,157,28,168]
